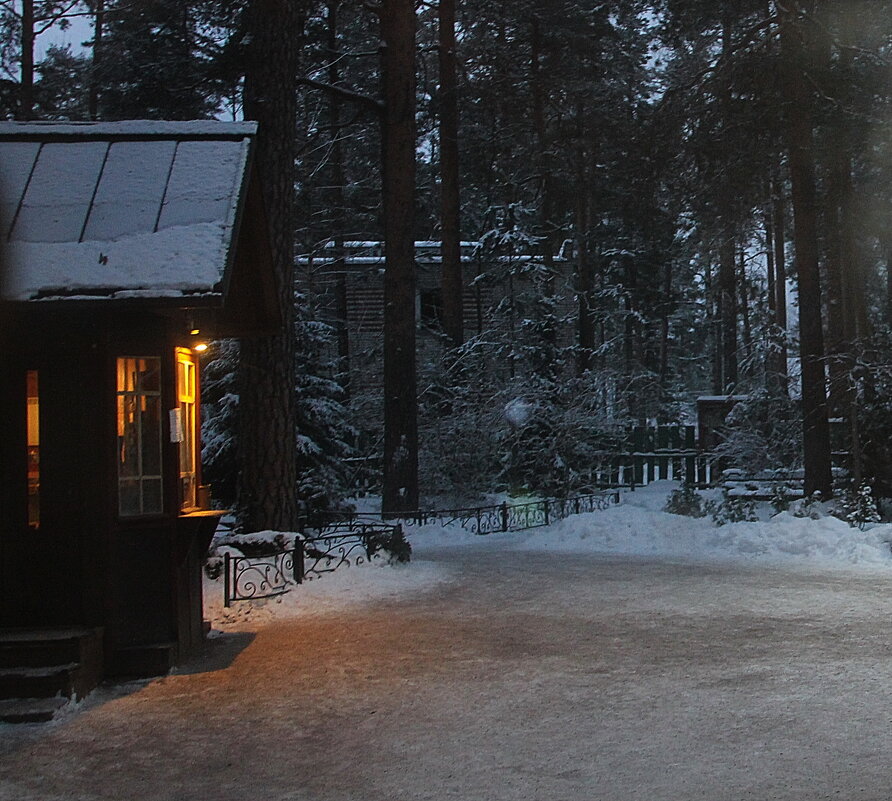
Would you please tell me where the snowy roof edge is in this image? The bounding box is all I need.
[0,123,257,304]
[0,120,258,139]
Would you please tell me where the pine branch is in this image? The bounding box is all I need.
[298,77,384,113]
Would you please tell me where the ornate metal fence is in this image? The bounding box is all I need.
[222,491,621,606]
[360,490,621,535]
[223,520,405,607]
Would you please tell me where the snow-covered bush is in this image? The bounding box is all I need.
[418,343,628,500]
[711,390,801,473]
[769,483,793,515]
[201,338,240,506]
[834,483,881,530]
[707,489,758,526]
[367,523,412,564]
[664,483,706,517]
[792,491,824,520]
[293,295,357,522]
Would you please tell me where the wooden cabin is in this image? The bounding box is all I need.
[0,121,277,707]
[296,240,575,395]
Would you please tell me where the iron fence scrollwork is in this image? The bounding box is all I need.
[223,521,406,607]
[392,490,620,535]
[222,491,620,606]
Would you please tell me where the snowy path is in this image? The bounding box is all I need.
[4,547,892,800]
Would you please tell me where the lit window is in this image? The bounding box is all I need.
[116,357,163,516]
[26,370,39,529]
[175,348,198,511]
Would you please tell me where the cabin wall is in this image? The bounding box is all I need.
[0,307,213,672]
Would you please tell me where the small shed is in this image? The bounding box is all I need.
[0,121,277,688]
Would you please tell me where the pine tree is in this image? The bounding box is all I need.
[96,0,221,119]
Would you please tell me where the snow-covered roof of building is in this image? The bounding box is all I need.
[0,120,259,303]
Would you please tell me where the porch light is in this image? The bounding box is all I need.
[193,342,208,353]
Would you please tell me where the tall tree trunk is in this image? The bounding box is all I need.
[739,247,751,360]
[779,0,833,497]
[659,261,672,385]
[237,0,303,531]
[885,241,892,329]
[820,31,866,482]
[88,0,104,120]
[764,199,786,395]
[765,204,776,321]
[771,167,789,394]
[438,0,463,348]
[18,0,34,119]
[839,165,870,341]
[623,259,636,379]
[705,259,722,394]
[327,0,350,394]
[718,11,738,391]
[530,16,557,363]
[576,132,594,374]
[824,158,848,417]
[380,0,418,514]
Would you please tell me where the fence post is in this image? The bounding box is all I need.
[294,539,305,584]
[500,502,508,532]
[224,551,231,608]
[543,499,550,525]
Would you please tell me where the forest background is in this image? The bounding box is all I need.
[4,0,892,531]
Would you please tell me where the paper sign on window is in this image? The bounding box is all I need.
[169,408,184,443]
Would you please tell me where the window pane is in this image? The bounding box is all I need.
[142,478,163,515]
[176,349,199,510]
[140,396,162,476]
[116,356,162,517]
[138,359,161,394]
[117,395,139,477]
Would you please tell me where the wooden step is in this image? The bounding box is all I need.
[108,641,177,678]
[0,664,80,699]
[0,696,68,724]
[0,628,104,702]
[0,627,99,668]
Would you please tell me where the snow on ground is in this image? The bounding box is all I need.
[205,482,892,630]
[204,557,451,630]
[411,481,892,570]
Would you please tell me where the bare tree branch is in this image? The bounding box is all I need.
[297,76,384,113]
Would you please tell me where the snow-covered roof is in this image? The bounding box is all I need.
[0,120,258,303]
